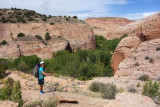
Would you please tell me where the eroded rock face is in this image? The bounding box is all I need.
[0,101,19,107]
[0,22,95,59]
[85,18,133,39]
[106,92,156,107]
[115,38,160,78]
[110,12,160,40]
[0,37,69,59]
[111,36,141,74]
[0,23,95,50]
[0,42,20,59]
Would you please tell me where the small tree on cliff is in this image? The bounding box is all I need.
[45,32,51,40]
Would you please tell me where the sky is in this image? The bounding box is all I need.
[0,0,159,20]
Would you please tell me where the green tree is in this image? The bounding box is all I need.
[17,33,25,38]
[45,32,51,40]
[35,35,42,40]
[2,40,7,45]
[73,16,78,19]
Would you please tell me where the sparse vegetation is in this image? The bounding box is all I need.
[142,81,160,104]
[100,83,117,99]
[24,98,58,107]
[89,82,117,99]
[139,74,150,81]
[0,78,22,106]
[89,82,105,92]
[17,33,25,38]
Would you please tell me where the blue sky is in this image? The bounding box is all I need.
[0,0,159,20]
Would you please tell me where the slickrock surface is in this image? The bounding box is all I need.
[106,92,156,107]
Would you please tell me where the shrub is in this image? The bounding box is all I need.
[156,47,160,51]
[73,16,78,19]
[100,83,117,99]
[142,81,159,101]
[134,62,139,66]
[50,22,54,25]
[18,61,30,73]
[0,63,6,78]
[35,35,42,40]
[0,78,22,104]
[45,32,51,40]
[42,17,47,21]
[17,33,25,38]
[145,56,149,60]
[136,82,141,87]
[89,82,105,92]
[128,85,137,93]
[11,81,22,105]
[149,58,154,63]
[139,74,150,81]
[13,55,41,73]
[2,40,7,45]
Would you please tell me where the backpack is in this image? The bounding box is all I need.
[33,63,40,78]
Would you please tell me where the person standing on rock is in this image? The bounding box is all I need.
[38,61,52,94]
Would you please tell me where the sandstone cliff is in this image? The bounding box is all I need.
[111,12,160,74]
[0,22,95,59]
[85,17,133,39]
[109,12,160,40]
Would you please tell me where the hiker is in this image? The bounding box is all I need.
[38,61,52,94]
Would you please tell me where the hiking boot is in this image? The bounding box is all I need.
[39,91,44,94]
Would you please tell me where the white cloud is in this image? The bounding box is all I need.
[0,0,128,19]
[125,12,158,20]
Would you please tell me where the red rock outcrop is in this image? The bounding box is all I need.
[111,36,141,74]
[85,18,133,39]
[111,12,160,74]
